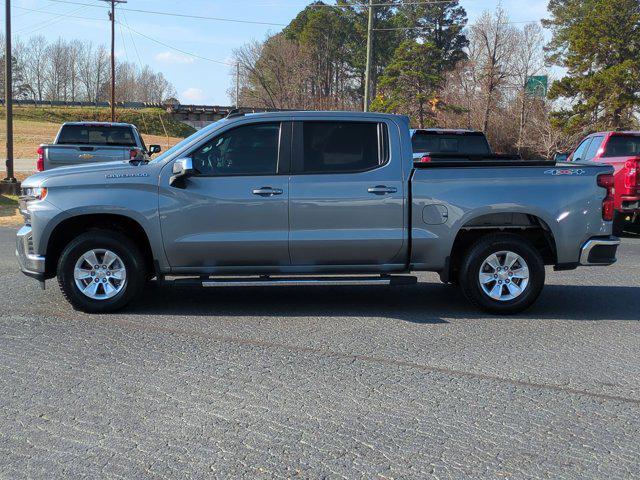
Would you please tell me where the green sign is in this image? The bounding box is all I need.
[526,75,548,97]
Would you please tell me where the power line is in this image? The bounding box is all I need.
[116,20,234,66]
[120,9,144,69]
[42,0,288,26]
[374,19,541,30]
[13,1,103,33]
[12,5,103,21]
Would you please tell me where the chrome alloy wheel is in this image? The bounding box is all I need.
[478,250,530,302]
[74,249,127,300]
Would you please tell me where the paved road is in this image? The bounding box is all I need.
[1,226,639,479]
[11,158,36,173]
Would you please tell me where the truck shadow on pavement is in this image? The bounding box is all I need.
[127,282,640,323]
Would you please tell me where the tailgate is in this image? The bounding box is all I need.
[46,145,130,168]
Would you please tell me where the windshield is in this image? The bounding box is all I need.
[57,125,137,146]
[149,118,229,164]
[412,132,491,155]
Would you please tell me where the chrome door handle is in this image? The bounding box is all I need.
[252,187,283,196]
[367,185,397,195]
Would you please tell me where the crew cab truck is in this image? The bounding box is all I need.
[36,122,162,171]
[562,131,640,235]
[17,111,620,314]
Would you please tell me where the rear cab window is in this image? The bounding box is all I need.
[603,135,640,157]
[57,125,137,146]
[295,121,388,174]
[412,131,491,155]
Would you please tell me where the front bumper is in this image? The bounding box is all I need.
[579,236,620,266]
[16,225,46,280]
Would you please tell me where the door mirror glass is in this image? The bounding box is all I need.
[170,157,196,186]
[148,144,162,155]
[553,151,569,162]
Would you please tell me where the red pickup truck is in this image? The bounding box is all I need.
[566,131,640,234]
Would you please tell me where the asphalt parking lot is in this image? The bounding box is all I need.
[1,226,639,479]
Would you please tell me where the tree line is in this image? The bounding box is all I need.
[233,0,640,158]
[0,34,177,105]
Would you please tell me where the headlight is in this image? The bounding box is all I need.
[20,187,48,201]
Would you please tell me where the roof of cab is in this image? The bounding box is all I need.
[61,121,136,127]
[227,110,408,121]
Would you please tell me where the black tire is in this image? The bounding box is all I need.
[612,212,625,237]
[459,233,545,315]
[57,230,146,313]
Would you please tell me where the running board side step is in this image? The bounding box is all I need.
[166,275,417,288]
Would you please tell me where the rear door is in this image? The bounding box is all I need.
[288,119,405,267]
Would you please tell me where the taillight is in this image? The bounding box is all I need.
[623,158,639,190]
[597,173,615,221]
[418,155,432,163]
[36,146,44,171]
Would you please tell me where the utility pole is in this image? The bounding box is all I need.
[101,0,126,122]
[235,63,240,109]
[363,0,374,112]
[3,0,16,187]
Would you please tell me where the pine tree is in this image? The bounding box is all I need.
[544,0,640,132]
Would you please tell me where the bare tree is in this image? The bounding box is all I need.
[511,23,545,153]
[24,35,48,101]
[470,7,517,133]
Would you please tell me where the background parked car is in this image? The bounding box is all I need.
[37,122,162,171]
[562,131,640,235]
[410,128,524,163]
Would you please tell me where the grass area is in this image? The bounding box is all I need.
[0,106,196,138]
[0,118,185,161]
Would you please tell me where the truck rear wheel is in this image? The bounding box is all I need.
[57,230,146,313]
[459,234,545,315]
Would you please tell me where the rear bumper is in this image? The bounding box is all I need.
[579,236,620,266]
[16,225,46,281]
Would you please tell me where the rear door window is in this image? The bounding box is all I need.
[584,135,605,161]
[57,125,137,146]
[603,135,640,157]
[571,138,592,162]
[297,121,386,174]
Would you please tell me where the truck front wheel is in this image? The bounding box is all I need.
[459,234,545,315]
[57,230,146,313]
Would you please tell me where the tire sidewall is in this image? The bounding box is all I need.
[57,231,145,312]
[461,235,545,315]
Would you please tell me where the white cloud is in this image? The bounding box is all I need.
[155,51,194,64]
[182,88,205,103]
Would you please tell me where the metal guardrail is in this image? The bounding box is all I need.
[0,99,167,109]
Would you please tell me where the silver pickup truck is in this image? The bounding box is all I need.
[17,111,619,314]
[37,122,161,171]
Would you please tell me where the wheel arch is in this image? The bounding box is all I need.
[44,212,156,278]
[443,212,557,284]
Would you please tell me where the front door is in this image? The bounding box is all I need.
[159,121,291,270]
[288,120,406,267]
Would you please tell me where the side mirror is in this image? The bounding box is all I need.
[148,144,162,155]
[170,157,196,187]
[553,151,569,162]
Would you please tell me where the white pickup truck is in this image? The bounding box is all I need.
[36,122,161,171]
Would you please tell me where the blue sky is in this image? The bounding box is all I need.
[4,0,549,105]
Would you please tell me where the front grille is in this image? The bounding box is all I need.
[26,235,35,255]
